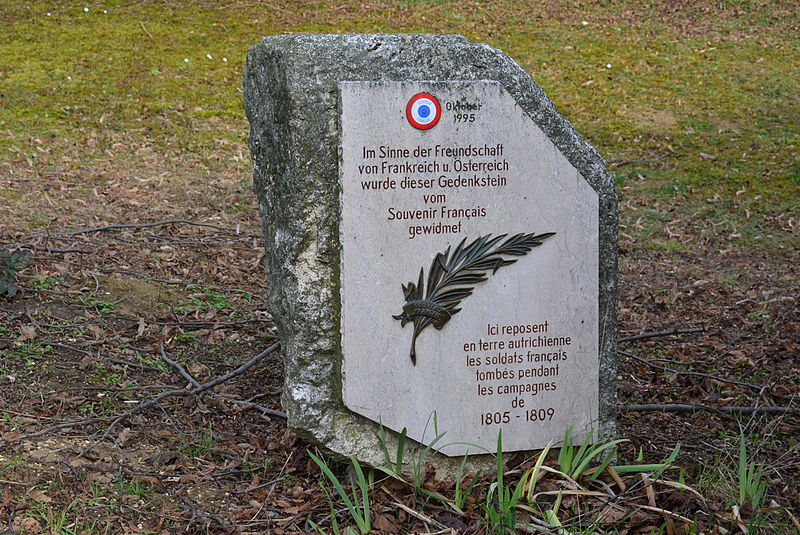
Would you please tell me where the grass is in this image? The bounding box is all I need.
[309,451,374,535]
[176,285,233,314]
[11,342,55,369]
[1,1,797,252]
[484,431,527,534]
[87,363,123,386]
[27,499,80,535]
[0,453,29,477]
[737,434,768,510]
[18,477,151,534]
[176,422,234,462]
[113,476,154,498]
[693,431,795,534]
[81,296,116,314]
[29,275,63,291]
[314,428,706,534]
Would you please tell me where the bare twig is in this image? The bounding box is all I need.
[0,416,110,443]
[391,501,448,530]
[159,342,200,388]
[49,385,174,393]
[619,326,707,343]
[111,314,273,327]
[44,342,94,357]
[0,342,282,447]
[138,21,153,38]
[24,258,187,284]
[21,319,85,329]
[0,478,28,486]
[230,476,285,495]
[180,496,197,528]
[1,409,54,420]
[64,219,238,236]
[227,398,287,420]
[607,158,663,168]
[245,392,280,402]
[95,341,282,439]
[746,385,772,429]
[108,358,154,370]
[159,342,287,420]
[619,350,764,392]
[619,404,799,415]
[158,318,272,327]
[1,244,92,254]
[267,452,293,501]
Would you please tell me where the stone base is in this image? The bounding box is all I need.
[244,34,617,477]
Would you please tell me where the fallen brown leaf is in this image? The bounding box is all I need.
[19,325,37,340]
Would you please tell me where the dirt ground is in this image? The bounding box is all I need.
[0,127,797,533]
[0,1,798,529]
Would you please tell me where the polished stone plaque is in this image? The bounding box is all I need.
[340,81,599,455]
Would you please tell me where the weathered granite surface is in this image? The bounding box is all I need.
[244,33,617,471]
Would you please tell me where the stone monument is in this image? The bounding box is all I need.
[244,34,616,468]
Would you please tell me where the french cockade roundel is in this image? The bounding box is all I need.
[406,92,442,130]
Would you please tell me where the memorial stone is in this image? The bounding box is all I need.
[244,34,617,469]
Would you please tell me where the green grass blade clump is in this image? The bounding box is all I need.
[309,451,373,535]
[737,432,768,509]
[483,430,529,534]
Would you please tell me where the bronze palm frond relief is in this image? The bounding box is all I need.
[393,232,556,364]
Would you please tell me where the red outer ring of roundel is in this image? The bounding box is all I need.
[406,93,442,130]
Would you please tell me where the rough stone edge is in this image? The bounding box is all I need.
[244,33,617,475]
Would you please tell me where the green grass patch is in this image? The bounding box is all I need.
[11,341,55,364]
[2,1,796,252]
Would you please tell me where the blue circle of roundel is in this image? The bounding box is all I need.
[406,93,441,130]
